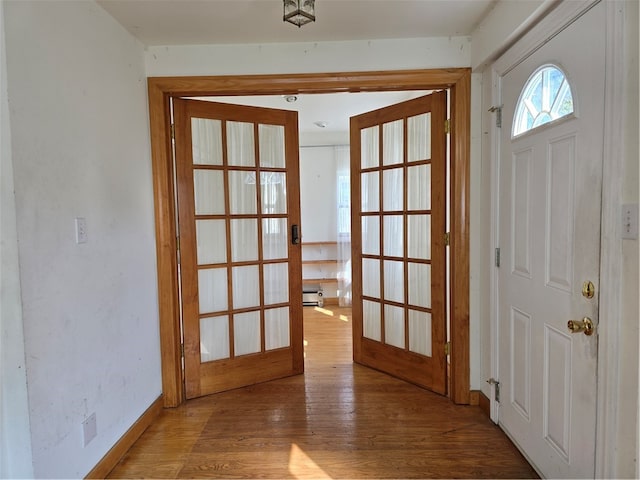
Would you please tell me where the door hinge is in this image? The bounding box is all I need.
[488,106,502,128]
[444,119,451,134]
[444,232,450,246]
[170,123,175,139]
[495,247,501,267]
[445,341,451,355]
[180,343,185,358]
[487,378,500,403]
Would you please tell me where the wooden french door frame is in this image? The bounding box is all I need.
[148,69,471,407]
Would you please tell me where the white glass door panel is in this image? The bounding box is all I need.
[230,219,258,262]
[200,316,229,362]
[265,307,290,350]
[196,220,227,265]
[363,300,382,341]
[234,311,261,356]
[382,168,404,211]
[361,216,380,256]
[194,170,225,215]
[175,98,303,399]
[262,218,288,260]
[259,124,285,168]
[191,118,223,165]
[263,262,289,305]
[360,126,379,168]
[228,170,257,215]
[407,113,431,162]
[383,120,403,166]
[227,121,255,167]
[198,268,228,314]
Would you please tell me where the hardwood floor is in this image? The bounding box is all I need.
[108,306,537,479]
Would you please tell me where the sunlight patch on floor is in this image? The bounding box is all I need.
[314,307,335,317]
[289,443,331,479]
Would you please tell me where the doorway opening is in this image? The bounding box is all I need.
[147,68,471,407]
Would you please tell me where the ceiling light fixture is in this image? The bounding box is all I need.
[283,0,315,28]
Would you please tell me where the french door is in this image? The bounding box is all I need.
[350,92,448,394]
[174,98,303,399]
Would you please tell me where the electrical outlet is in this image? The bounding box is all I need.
[75,217,88,244]
[621,204,638,240]
[82,412,97,447]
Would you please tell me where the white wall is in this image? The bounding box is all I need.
[299,146,338,243]
[0,0,34,476]
[470,0,557,70]
[616,1,639,476]
[145,37,470,77]
[3,1,161,477]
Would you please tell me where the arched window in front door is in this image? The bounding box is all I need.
[513,64,574,137]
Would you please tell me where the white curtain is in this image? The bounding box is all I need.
[335,146,352,307]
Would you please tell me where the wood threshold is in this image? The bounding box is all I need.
[148,68,470,407]
[85,395,163,479]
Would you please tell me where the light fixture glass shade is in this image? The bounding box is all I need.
[283,0,315,27]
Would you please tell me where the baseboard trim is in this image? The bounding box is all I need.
[469,390,480,405]
[478,391,491,418]
[85,395,163,479]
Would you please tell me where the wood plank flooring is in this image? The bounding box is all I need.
[108,306,537,479]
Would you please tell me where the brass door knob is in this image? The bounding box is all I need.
[567,317,594,336]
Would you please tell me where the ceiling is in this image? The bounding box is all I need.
[98,0,494,142]
[97,0,495,46]
[197,91,431,144]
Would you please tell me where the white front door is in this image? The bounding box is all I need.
[496,2,605,478]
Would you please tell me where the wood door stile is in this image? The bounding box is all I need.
[148,69,471,406]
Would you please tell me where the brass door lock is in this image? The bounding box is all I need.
[567,317,594,336]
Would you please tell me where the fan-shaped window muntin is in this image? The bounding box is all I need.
[513,65,574,137]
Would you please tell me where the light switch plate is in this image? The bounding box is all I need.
[82,412,97,446]
[75,217,87,244]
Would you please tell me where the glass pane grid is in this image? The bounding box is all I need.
[357,111,434,359]
[189,116,295,373]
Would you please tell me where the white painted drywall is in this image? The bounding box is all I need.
[468,72,483,397]
[616,1,639,475]
[145,37,471,77]
[470,0,557,71]
[0,0,34,476]
[299,146,338,243]
[4,1,161,477]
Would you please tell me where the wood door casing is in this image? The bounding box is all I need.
[351,91,448,394]
[147,69,471,407]
[174,98,303,399]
